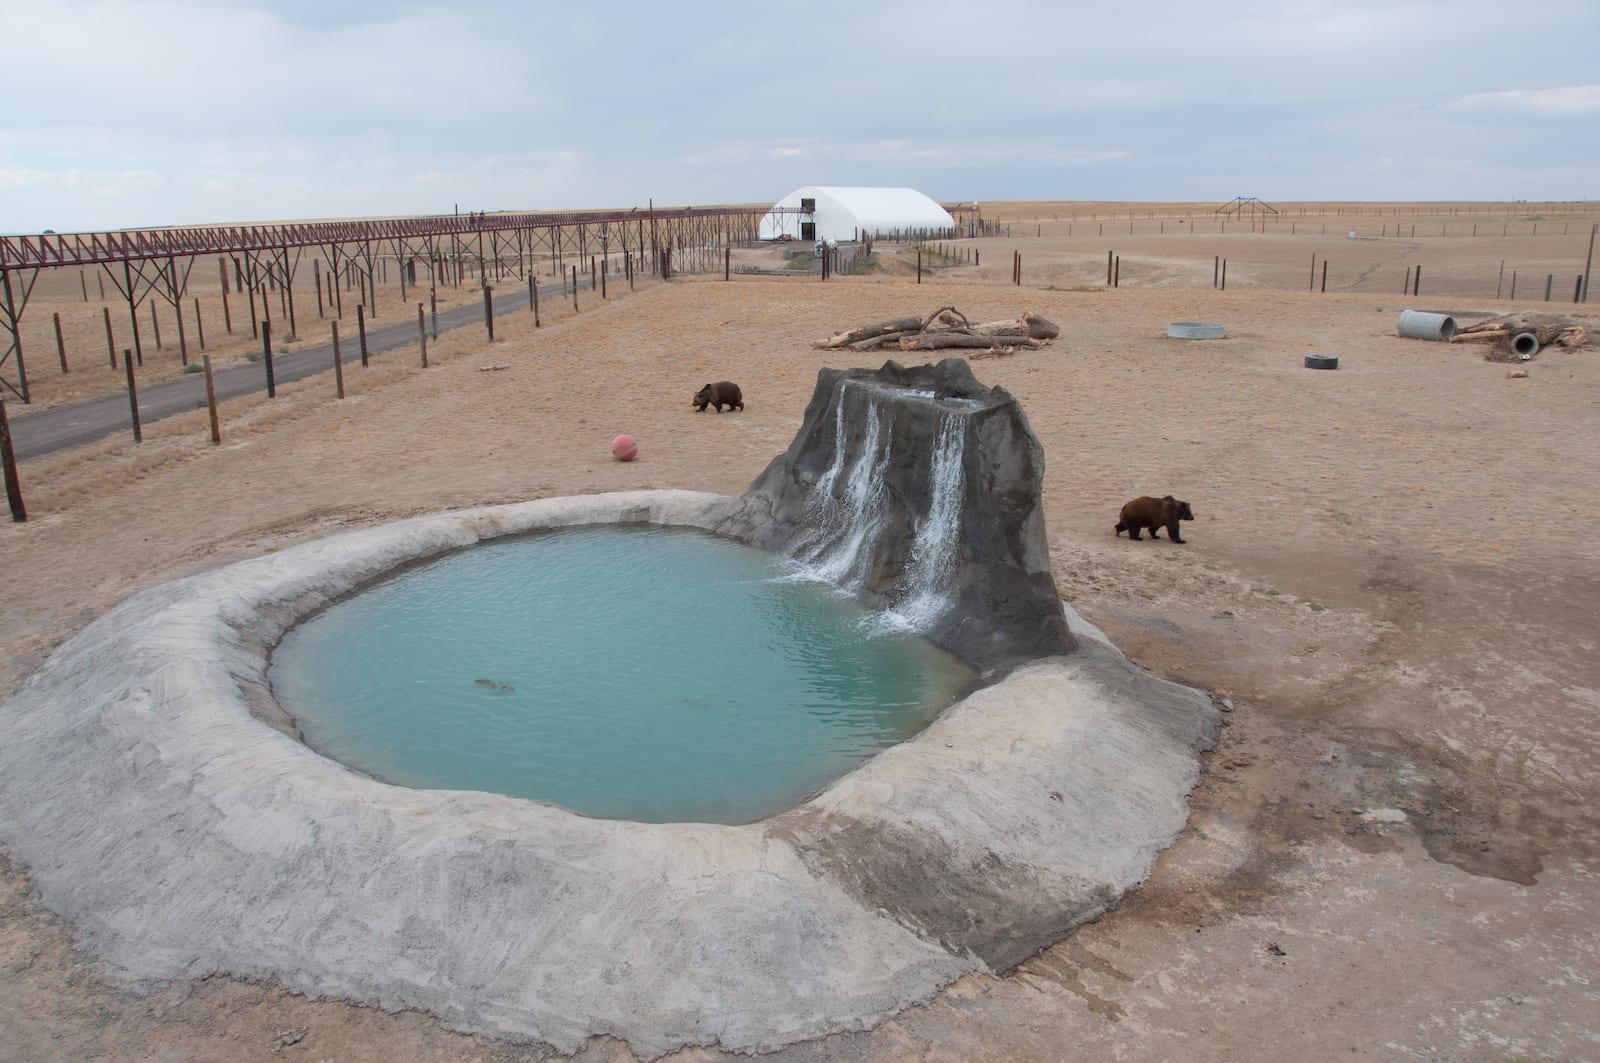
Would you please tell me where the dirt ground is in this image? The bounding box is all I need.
[2,201,1599,1062]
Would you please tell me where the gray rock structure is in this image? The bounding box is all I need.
[734,358,1074,672]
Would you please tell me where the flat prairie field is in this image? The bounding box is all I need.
[1,200,1598,1062]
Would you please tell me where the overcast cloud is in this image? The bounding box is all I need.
[2,0,1595,232]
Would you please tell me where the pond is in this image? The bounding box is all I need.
[270,524,975,824]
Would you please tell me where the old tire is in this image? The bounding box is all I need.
[1304,354,1339,370]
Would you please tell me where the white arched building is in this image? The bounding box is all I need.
[759,186,956,244]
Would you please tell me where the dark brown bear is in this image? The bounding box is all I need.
[692,381,743,413]
[1115,495,1195,543]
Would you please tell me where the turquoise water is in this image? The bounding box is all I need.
[269,525,974,824]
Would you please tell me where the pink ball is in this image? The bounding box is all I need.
[611,434,638,462]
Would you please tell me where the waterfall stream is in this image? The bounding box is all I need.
[890,409,966,630]
[798,383,888,590]
[786,380,970,634]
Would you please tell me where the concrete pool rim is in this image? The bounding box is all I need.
[0,489,1219,1057]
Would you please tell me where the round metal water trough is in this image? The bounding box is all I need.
[1397,309,1456,341]
[1304,354,1339,370]
[1167,322,1225,339]
[1511,332,1540,358]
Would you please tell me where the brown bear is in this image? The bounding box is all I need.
[1115,495,1195,543]
[692,381,743,413]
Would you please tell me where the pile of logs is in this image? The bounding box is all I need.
[815,306,1059,357]
[1450,313,1589,361]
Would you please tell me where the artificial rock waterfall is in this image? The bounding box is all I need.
[734,358,1075,672]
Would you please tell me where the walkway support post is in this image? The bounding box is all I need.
[334,326,347,397]
[262,322,275,399]
[0,396,24,522]
[123,349,141,442]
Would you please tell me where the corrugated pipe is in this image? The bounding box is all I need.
[1397,309,1457,341]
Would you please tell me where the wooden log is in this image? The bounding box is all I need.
[816,316,924,349]
[921,305,969,331]
[1454,317,1572,346]
[969,318,1028,336]
[824,308,1058,350]
[850,331,915,352]
[966,313,1061,340]
[899,334,1041,351]
[1460,324,1553,344]
[926,311,1061,341]
[1449,328,1513,342]
[1020,311,1060,339]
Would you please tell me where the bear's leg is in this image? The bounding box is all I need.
[1128,528,1143,540]
[1167,520,1185,543]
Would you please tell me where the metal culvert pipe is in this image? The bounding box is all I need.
[1397,309,1457,341]
[1511,332,1541,358]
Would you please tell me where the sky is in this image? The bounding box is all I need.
[2,0,1597,234]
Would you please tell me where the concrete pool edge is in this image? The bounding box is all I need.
[0,489,1219,1057]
